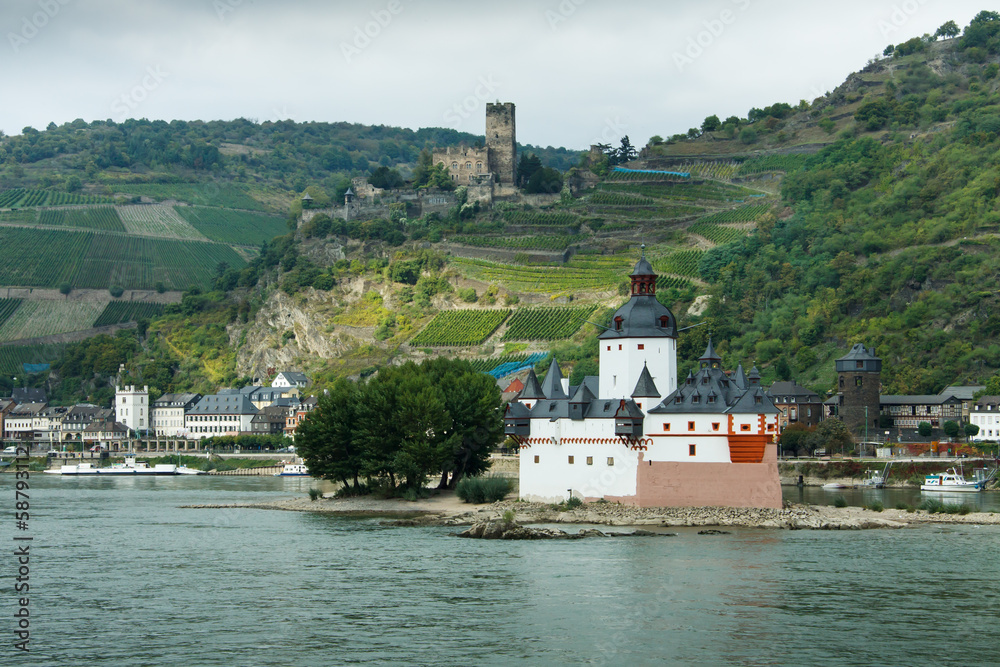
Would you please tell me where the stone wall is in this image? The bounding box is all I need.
[433,146,490,185]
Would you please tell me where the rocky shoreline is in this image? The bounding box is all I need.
[183,493,1000,530]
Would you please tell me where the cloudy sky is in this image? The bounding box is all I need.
[0,0,988,149]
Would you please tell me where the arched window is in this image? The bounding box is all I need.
[659,315,670,328]
[476,162,483,171]
[465,162,472,169]
[614,316,623,331]
[451,161,458,169]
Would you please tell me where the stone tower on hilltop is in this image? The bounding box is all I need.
[486,102,516,187]
[835,344,881,439]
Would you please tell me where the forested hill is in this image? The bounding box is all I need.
[650,11,1000,395]
[0,117,579,196]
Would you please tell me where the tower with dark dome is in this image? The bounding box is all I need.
[598,247,677,402]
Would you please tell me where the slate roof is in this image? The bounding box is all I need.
[540,359,568,400]
[599,257,677,340]
[9,402,46,417]
[273,371,309,386]
[879,394,962,406]
[152,393,201,409]
[940,385,985,401]
[528,397,644,422]
[631,364,660,398]
[517,369,546,400]
[12,388,46,403]
[973,396,1000,411]
[188,393,259,416]
[767,381,822,403]
[732,364,748,391]
[835,343,882,372]
[649,342,778,415]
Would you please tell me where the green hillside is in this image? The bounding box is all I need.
[7,13,1000,406]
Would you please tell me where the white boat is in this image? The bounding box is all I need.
[920,468,985,492]
[274,462,310,477]
[822,482,849,489]
[44,456,178,476]
[861,463,892,488]
[176,465,207,475]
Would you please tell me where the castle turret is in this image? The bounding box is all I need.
[486,102,516,187]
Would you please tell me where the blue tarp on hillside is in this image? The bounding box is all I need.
[612,167,691,178]
[23,363,50,373]
[486,353,548,379]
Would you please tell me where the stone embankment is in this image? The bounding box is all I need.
[186,493,1000,530]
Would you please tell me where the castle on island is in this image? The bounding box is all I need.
[505,252,783,508]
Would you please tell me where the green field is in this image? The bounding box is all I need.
[0,227,246,290]
[451,257,625,294]
[118,205,205,240]
[501,306,595,341]
[658,250,704,278]
[174,206,287,245]
[114,183,270,211]
[0,189,112,207]
[93,301,166,327]
[39,207,126,232]
[410,309,510,347]
[0,301,105,342]
[0,343,67,374]
[0,299,23,327]
[687,222,752,245]
[450,235,585,251]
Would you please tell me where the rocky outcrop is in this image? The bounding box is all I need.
[456,519,678,539]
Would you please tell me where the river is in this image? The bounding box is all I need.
[4,475,999,665]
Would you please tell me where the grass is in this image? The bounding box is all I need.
[832,496,848,508]
[455,475,513,503]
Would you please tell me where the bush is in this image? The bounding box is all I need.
[109,285,124,298]
[865,501,884,512]
[564,495,583,509]
[919,498,946,513]
[308,488,322,501]
[455,475,512,503]
[833,495,848,508]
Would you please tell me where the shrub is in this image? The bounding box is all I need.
[455,475,512,503]
[833,496,848,508]
[919,499,946,513]
[109,285,124,298]
[308,488,322,501]
[502,509,516,524]
[565,495,583,509]
[865,501,884,512]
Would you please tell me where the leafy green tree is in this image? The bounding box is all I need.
[805,419,854,456]
[411,149,434,187]
[109,285,124,298]
[942,420,961,438]
[964,423,980,440]
[517,153,543,187]
[59,282,72,296]
[935,20,959,39]
[918,421,933,437]
[701,115,722,132]
[369,166,404,190]
[525,167,563,194]
[65,175,82,192]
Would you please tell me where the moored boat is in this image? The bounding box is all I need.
[44,456,178,476]
[920,468,985,492]
[274,461,310,477]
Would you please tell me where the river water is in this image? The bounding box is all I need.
[4,475,1000,666]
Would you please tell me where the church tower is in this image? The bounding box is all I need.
[598,248,677,401]
[485,102,516,187]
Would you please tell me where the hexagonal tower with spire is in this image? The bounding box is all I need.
[598,247,677,402]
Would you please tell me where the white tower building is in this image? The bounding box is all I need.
[597,248,677,403]
[115,384,149,434]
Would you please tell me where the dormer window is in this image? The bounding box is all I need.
[659,316,670,328]
[708,395,716,404]
[754,395,762,404]
[614,316,623,331]
[692,395,700,403]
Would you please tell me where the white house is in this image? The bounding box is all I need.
[151,393,201,437]
[970,395,1000,441]
[115,385,149,434]
[508,252,782,509]
[185,392,258,440]
[271,372,309,389]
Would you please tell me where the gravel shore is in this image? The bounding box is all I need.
[183,491,1000,530]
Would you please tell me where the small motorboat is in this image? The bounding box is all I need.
[274,461,310,477]
[920,468,985,492]
[176,465,207,475]
[822,482,849,490]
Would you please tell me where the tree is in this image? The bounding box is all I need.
[109,285,124,298]
[883,44,894,56]
[779,423,812,456]
[935,20,959,39]
[804,419,853,456]
[774,356,791,381]
[59,282,72,296]
[517,153,543,187]
[65,175,82,192]
[412,149,434,187]
[369,166,403,190]
[964,423,980,440]
[942,420,961,439]
[296,378,365,491]
[525,167,563,194]
[918,421,932,437]
[701,115,722,132]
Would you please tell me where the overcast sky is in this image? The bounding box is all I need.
[0,0,988,149]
